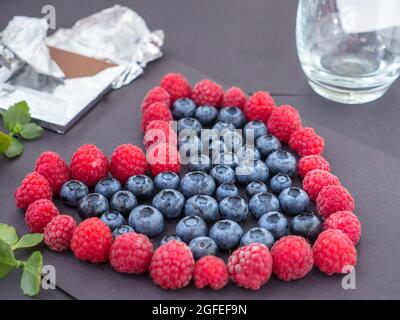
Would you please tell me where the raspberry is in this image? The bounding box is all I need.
[222,87,247,109]
[317,185,355,219]
[141,86,171,112]
[147,142,181,176]
[298,155,330,178]
[109,232,153,274]
[110,144,147,184]
[228,243,273,290]
[15,172,52,210]
[44,215,77,252]
[143,120,177,150]
[267,105,302,143]
[323,211,361,246]
[141,102,173,132]
[243,91,276,124]
[150,240,194,289]
[70,144,109,187]
[191,79,224,107]
[193,256,229,290]
[35,151,71,194]
[70,218,113,263]
[25,199,60,233]
[271,236,314,281]
[289,127,325,157]
[303,169,341,201]
[160,73,192,102]
[313,229,357,275]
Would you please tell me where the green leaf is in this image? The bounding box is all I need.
[0,132,11,153]
[21,251,43,296]
[19,123,43,140]
[0,224,18,246]
[12,233,43,251]
[1,101,31,132]
[4,137,24,158]
[0,239,18,279]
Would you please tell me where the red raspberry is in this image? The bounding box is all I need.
[323,211,361,246]
[222,87,247,109]
[141,86,171,112]
[160,73,192,102]
[150,240,194,290]
[109,232,153,274]
[228,243,272,290]
[110,144,147,184]
[243,91,276,124]
[303,169,341,201]
[143,120,177,150]
[317,185,355,219]
[141,102,173,132]
[193,256,229,290]
[289,127,325,157]
[147,142,181,176]
[15,172,52,210]
[44,215,77,252]
[70,218,113,263]
[313,229,357,275]
[25,199,59,233]
[267,105,302,143]
[271,236,314,281]
[191,79,224,107]
[70,144,109,187]
[35,151,71,194]
[298,155,330,178]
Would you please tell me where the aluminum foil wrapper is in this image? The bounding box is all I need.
[0,5,164,133]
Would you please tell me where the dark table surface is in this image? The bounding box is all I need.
[1,0,400,300]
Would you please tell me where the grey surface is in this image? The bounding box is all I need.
[0,0,400,300]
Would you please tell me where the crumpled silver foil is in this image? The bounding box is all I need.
[0,5,164,133]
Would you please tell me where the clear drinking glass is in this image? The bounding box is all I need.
[296,0,400,103]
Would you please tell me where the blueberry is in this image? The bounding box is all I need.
[245,180,268,198]
[236,146,261,163]
[100,211,125,231]
[240,227,275,249]
[184,195,219,222]
[195,105,218,126]
[60,180,88,207]
[212,121,235,132]
[178,133,202,150]
[160,233,183,246]
[176,215,208,243]
[216,183,240,201]
[200,129,220,148]
[110,190,137,216]
[126,175,154,200]
[209,220,243,250]
[208,140,228,159]
[94,178,122,199]
[188,154,212,172]
[177,117,202,136]
[189,236,218,259]
[256,135,281,158]
[213,152,239,168]
[278,187,310,216]
[210,165,236,185]
[221,130,243,152]
[180,171,216,197]
[154,171,180,191]
[112,225,135,238]
[219,196,249,222]
[235,159,269,185]
[258,211,289,239]
[270,173,292,194]
[171,98,196,119]
[128,205,164,238]
[152,189,185,219]
[266,150,297,176]
[290,213,322,242]
[217,107,246,128]
[78,193,109,219]
[249,192,280,218]
[244,120,268,141]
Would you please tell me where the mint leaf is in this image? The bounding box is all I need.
[0,224,18,246]
[19,123,43,140]
[1,101,31,132]
[4,137,24,158]
[20,251,42,296]
[0,239,18,279]
[12,233,43,251]
[0,132,11,153]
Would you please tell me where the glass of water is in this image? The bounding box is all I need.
[296,0,400,104]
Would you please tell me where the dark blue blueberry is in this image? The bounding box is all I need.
[210,165,236,185]
[78,193,109,219]
[236,146,261,163]
[221,130,243,152]
[188,154,212,172]
[176,215,208,243]
[180,171,216,197]
[213,152,239,168]
[278,187,310,216]
[212,121,235,132]
[290,213,322,242]
[110,190,137,216]
[235,159,269,185]
[160,233,183,246]
[189,236,218,259]
[128,205,164,238]
[249,192,280,218]
[195,105,218,126]
[266,150,297,176]
[209,220,243,250]
[217,107,246,128]
[94,178,122,199]
[60,180,88,207]
[270,173,292,194]
[154,171,180,191]
[171,98,196,119]
[258,211,289,239]
[125,175,154,200]
[255,134,281,158]
[100,211,125,231]
[244,120,268,141]
[245,180,268,198]
[152,189,185,219]
[240,227,275,249]
[184,195,219,222]
[177,117,202,136]
[219,196,249,222]
[216,183,240,201]
[112,225,135,238]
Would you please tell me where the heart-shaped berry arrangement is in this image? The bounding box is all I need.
[14,73,361,291]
